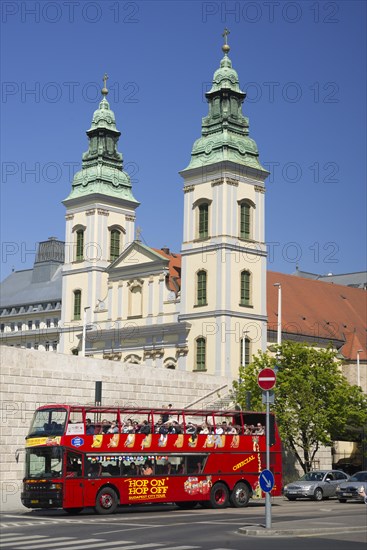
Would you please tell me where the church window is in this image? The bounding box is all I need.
[240,202,251,240]
[73,290,81,320]
[240,271,251,306]
[110,229,120,261]
[197,270,207,306]
[198,203,209,239]
[195,337,206,371]
[240,336,251,367]
[76,229,84,261]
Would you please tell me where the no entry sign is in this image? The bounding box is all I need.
[258,368,276,391]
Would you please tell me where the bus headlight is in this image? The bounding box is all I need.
[49,483,62,490]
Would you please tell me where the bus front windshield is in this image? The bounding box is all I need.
[25,447,63,479]
[28,408,68,437]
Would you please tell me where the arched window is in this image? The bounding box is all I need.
[240,336,251,367]
[73,290,81,320]
[197,270,207,306]
[196,337,206,371]
[240,202,251,240]
[110,229,120,261]
[198,203,209,239]
[240,271,251,306]
[76,229,84,261]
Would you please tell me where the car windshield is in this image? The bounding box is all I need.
[299,472,325,482]
[25,447,63,478]
[349,472,367,482]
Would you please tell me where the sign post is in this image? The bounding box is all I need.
[258,368,276,529]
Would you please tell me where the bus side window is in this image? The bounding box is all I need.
[66,452,82,477]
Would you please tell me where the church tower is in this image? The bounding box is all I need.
[59,76,139,354]
[179,32,269,378]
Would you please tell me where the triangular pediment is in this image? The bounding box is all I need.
[107,241,169,280]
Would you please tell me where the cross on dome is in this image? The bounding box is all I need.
[102,73,109,96]
[222,28,230,54]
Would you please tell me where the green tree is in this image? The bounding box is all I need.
[232,341,367,473]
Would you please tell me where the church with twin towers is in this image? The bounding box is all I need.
[1,31,364,384]
[60,31,268,376]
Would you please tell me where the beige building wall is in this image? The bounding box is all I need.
[60,198,136,354]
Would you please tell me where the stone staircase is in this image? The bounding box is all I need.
[184,385,236,411]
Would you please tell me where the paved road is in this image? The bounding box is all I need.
[0,498,366,550]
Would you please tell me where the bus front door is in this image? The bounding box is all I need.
[63,451,84,510]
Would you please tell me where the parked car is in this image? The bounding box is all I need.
[283,470,349,501]
[335,471,367,503]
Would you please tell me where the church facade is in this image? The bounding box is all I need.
[59,39,269,378]
[1,37,365,388]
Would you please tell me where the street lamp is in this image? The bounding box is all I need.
[273,283,282,347]
[357,349,363,387]
[81,306,90,357]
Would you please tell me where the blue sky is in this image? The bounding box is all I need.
[1,0,366,280]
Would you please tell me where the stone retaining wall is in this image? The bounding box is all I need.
[0,347,231,488]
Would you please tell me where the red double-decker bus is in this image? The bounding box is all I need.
[21,404,282,514]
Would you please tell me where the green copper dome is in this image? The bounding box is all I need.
[209,54,241,94]
[64,75,138,204]
[182,34,267,174]
[88,96,118,132]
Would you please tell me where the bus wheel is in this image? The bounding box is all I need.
[95,487,118,514]
[63,507,83,515]
[210,482,229,509]
[175,501,198,509]
[230,482,250,508]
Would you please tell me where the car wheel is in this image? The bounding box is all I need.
[210,482,229,509]
[95,487,118,514]
[230,482,251,508]
[313,488,323,501]
[286,496,297,501]
[338,498,347,503]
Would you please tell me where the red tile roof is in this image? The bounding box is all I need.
[152,252,366,360]
[152,248,181,293]
[267,271,367,360]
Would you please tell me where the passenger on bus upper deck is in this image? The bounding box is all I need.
[186,422,197,435]
[139,420,151,434]
[107,421,119,434]
[86,418,95,435]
